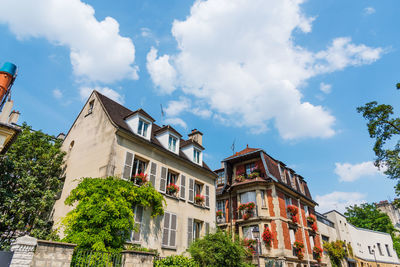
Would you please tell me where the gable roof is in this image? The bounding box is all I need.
[154,125,182,138]
[224,145,260,160]
[124,108,155,122]
[94,91,214,175]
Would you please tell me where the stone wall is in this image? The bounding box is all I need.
[31,240,76,267]
[122,250,155,267]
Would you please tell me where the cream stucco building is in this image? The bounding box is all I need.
[52,90,217,256]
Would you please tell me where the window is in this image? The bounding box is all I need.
[87,100,94,114]
[377,243,383,256]
[304,205,309,216]
[137,119,149,137]
[322,235,329,242]
[216,171,225,185]
[131,158,147,185]
[385,244,392,257]
[195,182,202,196]
[168,135,177,151]
[167,171,177,186]
[285,196,292,217]
[217,200,226,217]
[240,191,256,204]
[130,206,143,242]
[193,149,201,164]
[162,212,177,248]
[245,162,256,175]
[261,190,266,207]
[243,225,259,239]
[289,229,295,245]
[193,220,202,240]
[309,235,314,248]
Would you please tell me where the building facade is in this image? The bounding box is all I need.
[324,210,400,267]
[52,90,217,256]
[377,201,400,233]
[215,146,323,267]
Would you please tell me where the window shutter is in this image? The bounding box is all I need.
[188,178,194,203]
[162,212,170,246]
[122,152,134,180]
[170,214,177,247]
[205,185,210,208]
[180,175,186,200]
[132,206,143,241]
[187,218,193,247]
[205,222,210,235]
[150,162,157,187]
[232,196,238,220]
[159,166,167,193]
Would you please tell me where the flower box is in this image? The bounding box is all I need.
[313,246,323,262]
[243,238,257,254]
[307,215,316,223]
[133,173,148,185]
[166,184,179,195]
[216,210,223,217]
[262,226,273,248]
[195,194,205,204]
[293,241,304,260]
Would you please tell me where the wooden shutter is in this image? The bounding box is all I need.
[187,218,193,247]
[122,151,134,180]
[150,162,157,187]
[159,166,167,193]
[232,196,238,220]
[180,175,186,200]
[132,206,143,241]
[205,222,210,235]
[188,178,194,203]
[162,212,170,246]
[170,214,177,247]
[205,185,210,208]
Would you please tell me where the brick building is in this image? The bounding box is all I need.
[215,146,323,266]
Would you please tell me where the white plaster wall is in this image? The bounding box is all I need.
[125,113,152,141]
[182,145,203,166]
[155,130,180,155]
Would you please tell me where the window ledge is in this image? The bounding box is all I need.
[261,206,268,210]
[192,202,209,210]
[164,193,180,201]
[161,246,177,251]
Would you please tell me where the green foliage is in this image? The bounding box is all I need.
[357,87,400,180]
[62,177,165,251]
[154,255,198,267]
[188,230,253,267]
[323,240,347,267]
[124,243,158,255]
[393,236,400,258]
[344,203,397,235]
[0,123,65,246]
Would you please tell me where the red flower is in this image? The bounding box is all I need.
[311,222,318,231]
[262,227,273,247]
[166,183,179,194]
[134,172,148,184]
[195,194,205,203]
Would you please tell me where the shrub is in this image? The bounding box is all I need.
[154,255,198,267]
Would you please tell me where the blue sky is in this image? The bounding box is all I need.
[1,0,399,213]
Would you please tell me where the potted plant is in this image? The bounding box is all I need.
[236,172,246,182]
[311,222,318,232]
[238,203,248,211]
[246,202,256,211]
[243,238,257,254]
[262,226,273,248]
[247,171,259,179]
[307,215,316,223]
[293,241,304,260]
[313,246,323,263]
[243,213,252,220]
[133,172,148,185]
[287,205,299,224]
[216,210,223,217]
[166,183,179,195]
[194,194,205,205]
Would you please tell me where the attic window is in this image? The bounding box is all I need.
[193,148,201,164]
[138,119,149,137]
[87,100,94,114]
[168,135,177,152]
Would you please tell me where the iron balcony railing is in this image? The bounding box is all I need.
[238,205,258,220]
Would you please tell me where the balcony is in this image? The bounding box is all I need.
[216,214,226,224]
[238,204,258,220]
[234,171,265,184]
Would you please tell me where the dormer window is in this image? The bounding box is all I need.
[168,135,177,152]
[138,119,149,137]
[193,149,201,164]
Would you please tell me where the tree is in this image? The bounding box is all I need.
[323,240,347,267]
[187,230,253,267]
[344,203,397,235]
[0,123,65,247]
[62,177,165,251]
[357,87,400,180]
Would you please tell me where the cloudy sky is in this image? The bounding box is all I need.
[1,0,399,213]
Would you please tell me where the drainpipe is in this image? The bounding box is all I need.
[298,198,311,267]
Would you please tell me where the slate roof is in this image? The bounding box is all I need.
[95,91,214,174]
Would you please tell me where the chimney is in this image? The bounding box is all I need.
[8,110,20,124]
[188,128,203,146]
[0,100,13,123]
[57,133,66,140]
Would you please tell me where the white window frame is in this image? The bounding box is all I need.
[193,148,201,164]
[167,171,178,186]
[132,158,147,185]
[261,190,266,207]
[193,220,202,240]
[138,119,149,137]
[168,135,177,152]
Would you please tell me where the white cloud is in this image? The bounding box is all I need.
[335,161,384,182]
[52,89,63,99]
[164,117,187,129]
[315,191,367,213]
[147,47,177,94]
[79,86,124,104]
[320,83,332,94]
[0,0,138,83]
[147,0,384,139]
[364,7,376,15]
[164,97,191,117]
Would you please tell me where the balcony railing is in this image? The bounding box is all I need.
[234,172,266,183]
[238,205,258,220]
